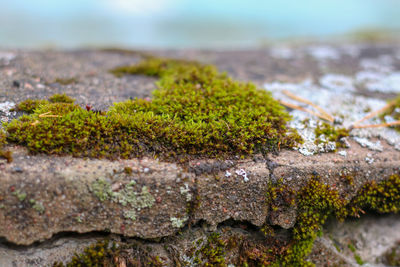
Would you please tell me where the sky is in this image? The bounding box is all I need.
[0,0,399,49]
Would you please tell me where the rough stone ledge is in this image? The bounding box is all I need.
[0,135,399,246]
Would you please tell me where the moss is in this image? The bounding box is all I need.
[314,122,349,149]
[347,243,364,265]
[382,242,400,266]
[264,174,400,266]
[348,243,356,253]
[348,174,400,216]
[5,57,300,161]
[354,254,364,265]
[12,94,74,114]
[53,240,118,267]
[48,93,75,104]
[194,233,227,266]
[123,166,133,175]
[12,99,48,113]
[0,149,12,163]
[0,131,12,163]
[54,240,164,267]
[381,95,400,132]
[12,190,27,202]
[53,77,78,85]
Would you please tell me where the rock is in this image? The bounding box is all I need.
[0,44,400,266]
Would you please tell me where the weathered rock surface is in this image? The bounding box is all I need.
[1,43,400,266]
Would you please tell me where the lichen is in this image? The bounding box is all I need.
[123,209,137,221]
[91,179,114,202]
[32,202,45,214]
[90,178,155,221]
[170,216,188,228]
[5,57,301,161]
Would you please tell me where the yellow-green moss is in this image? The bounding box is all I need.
[265,174,400,266]
[5,57,301,161]
[314,122,349,149]
[192,233,227,266]
[48,93,75,104]
[383,242,400,266]
[54,240,163,267]
[53,77,78,85]
[0,130,12,163]
[381,95,400,132]
[12,93,74,114]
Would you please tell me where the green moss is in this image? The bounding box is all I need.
[194,233,227,266]
[12,94,74,114]
[53,77,78,85]
[13,99,48,113]
[54,240,164,267]
[348,174,400,216]
[348,243,356,253]
[354,254,364,265]
[381,95,400,132]
[0,131,12,163]
[13,190,27,202]
[265,174,400,266]
[48,93,75,104]
[5,57,300,161]
[383,242,400,266]
[53,240,117,267]
[314,122,349,149]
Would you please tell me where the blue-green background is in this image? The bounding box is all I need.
[1,0,399,49]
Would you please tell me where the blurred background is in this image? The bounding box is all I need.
[1,0,400,49]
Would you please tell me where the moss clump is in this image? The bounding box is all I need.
[13,99,48,113]
[53,77,78,85]
[348,174,400,216]
[348,243,364,265]
[382,242,400,266]
[6,57,300,160]
[13,94,75,114]
[314,122,349,149]
[53,240,117,267]
[54,240,163,267]
[265,174,400,266]
[192,233,227,266]
[381,95,400,132]
[0,130,12,163]
[48,93,75,104]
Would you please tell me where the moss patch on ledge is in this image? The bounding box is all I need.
[381,94,400,132]
[4,57,301,160]
[0,130,12,163]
